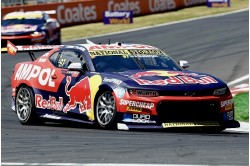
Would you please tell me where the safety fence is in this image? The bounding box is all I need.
[2,0,206,27]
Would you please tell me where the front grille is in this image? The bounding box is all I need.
[1,39,31,47]
[157,101,221,123]
[158,90,214,96]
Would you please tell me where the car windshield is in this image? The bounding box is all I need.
[2,18,43,26]
[91,53,182,72]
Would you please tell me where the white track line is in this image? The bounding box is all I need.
[0,163,230,166]
[227,75,249,86]
[67,8,249,42]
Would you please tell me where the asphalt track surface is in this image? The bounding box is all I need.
[1,11,249,165]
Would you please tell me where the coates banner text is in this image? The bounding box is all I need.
[2,0,206,27]
[103,11,133,24]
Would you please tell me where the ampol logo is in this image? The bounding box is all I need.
[63,76,91,113]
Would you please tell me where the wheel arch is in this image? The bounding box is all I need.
[16,83,35,95]
[94,84,114,107]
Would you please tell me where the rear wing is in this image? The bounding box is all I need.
[4,40,61,60]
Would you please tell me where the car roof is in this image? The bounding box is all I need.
[3,11,43,20]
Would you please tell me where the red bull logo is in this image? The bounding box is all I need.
[63,76,92,113]
[131,71,199,78]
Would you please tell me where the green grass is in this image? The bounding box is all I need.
[234,93,249,122]
[62,0,248,42]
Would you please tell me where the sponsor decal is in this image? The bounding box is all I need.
[162,121,219,128]
[120,99,154,109]
[19,45,60,51]
[114,87,126,98]
[35,94,63,111]
[149,0,176,12]
[224,110,233,120]
[63,76,91,113]
[66,71,80,77]
[128,49,165,55]
[130,71,218,86]
[57,4,97,25]
[122,114,156,123]
[108,0,140,14]
[14,64,56,87]
[129,89,159,97]
[103,11,133,24]
[89,45,157,50]
[126,106,142,112]
[131,71,200,78]
[221,99,233,107]
[89,50,130,56]
[7,40,18,56]
[41,114,61,120]
[103,77,122,85]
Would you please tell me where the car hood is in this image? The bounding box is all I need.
[101,70,227,91]
[1,24,38,34]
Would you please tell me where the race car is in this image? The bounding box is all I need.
[9,40,240,131]
[1,11,61,48]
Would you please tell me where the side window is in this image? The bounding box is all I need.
[50,50,87,69]
[49,51,59,66]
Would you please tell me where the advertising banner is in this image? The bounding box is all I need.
[1,0,206,27]
[103,11,133,24]
[207,0,230,7]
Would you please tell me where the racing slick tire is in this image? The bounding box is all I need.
[95,91,117,129]
[15,86,38,125]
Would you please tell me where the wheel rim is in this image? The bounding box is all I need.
[16,88,32,121]
[96,92,115,126]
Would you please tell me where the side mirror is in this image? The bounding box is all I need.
[46,18,54,24]
[179,60,189,69]
[68,62,83,72]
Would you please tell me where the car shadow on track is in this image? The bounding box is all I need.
[35,120,248,136]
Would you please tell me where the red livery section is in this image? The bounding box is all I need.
[12,63,64,92]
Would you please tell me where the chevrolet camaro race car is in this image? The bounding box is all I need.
[1,11,61,48]
[9,40,240,131]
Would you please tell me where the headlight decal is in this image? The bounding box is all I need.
[114,87,126,98]
[214,87,227,96]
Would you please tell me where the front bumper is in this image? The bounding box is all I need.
[1,34,46,47]
[115,91,239,130]
[117,119,240,130]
